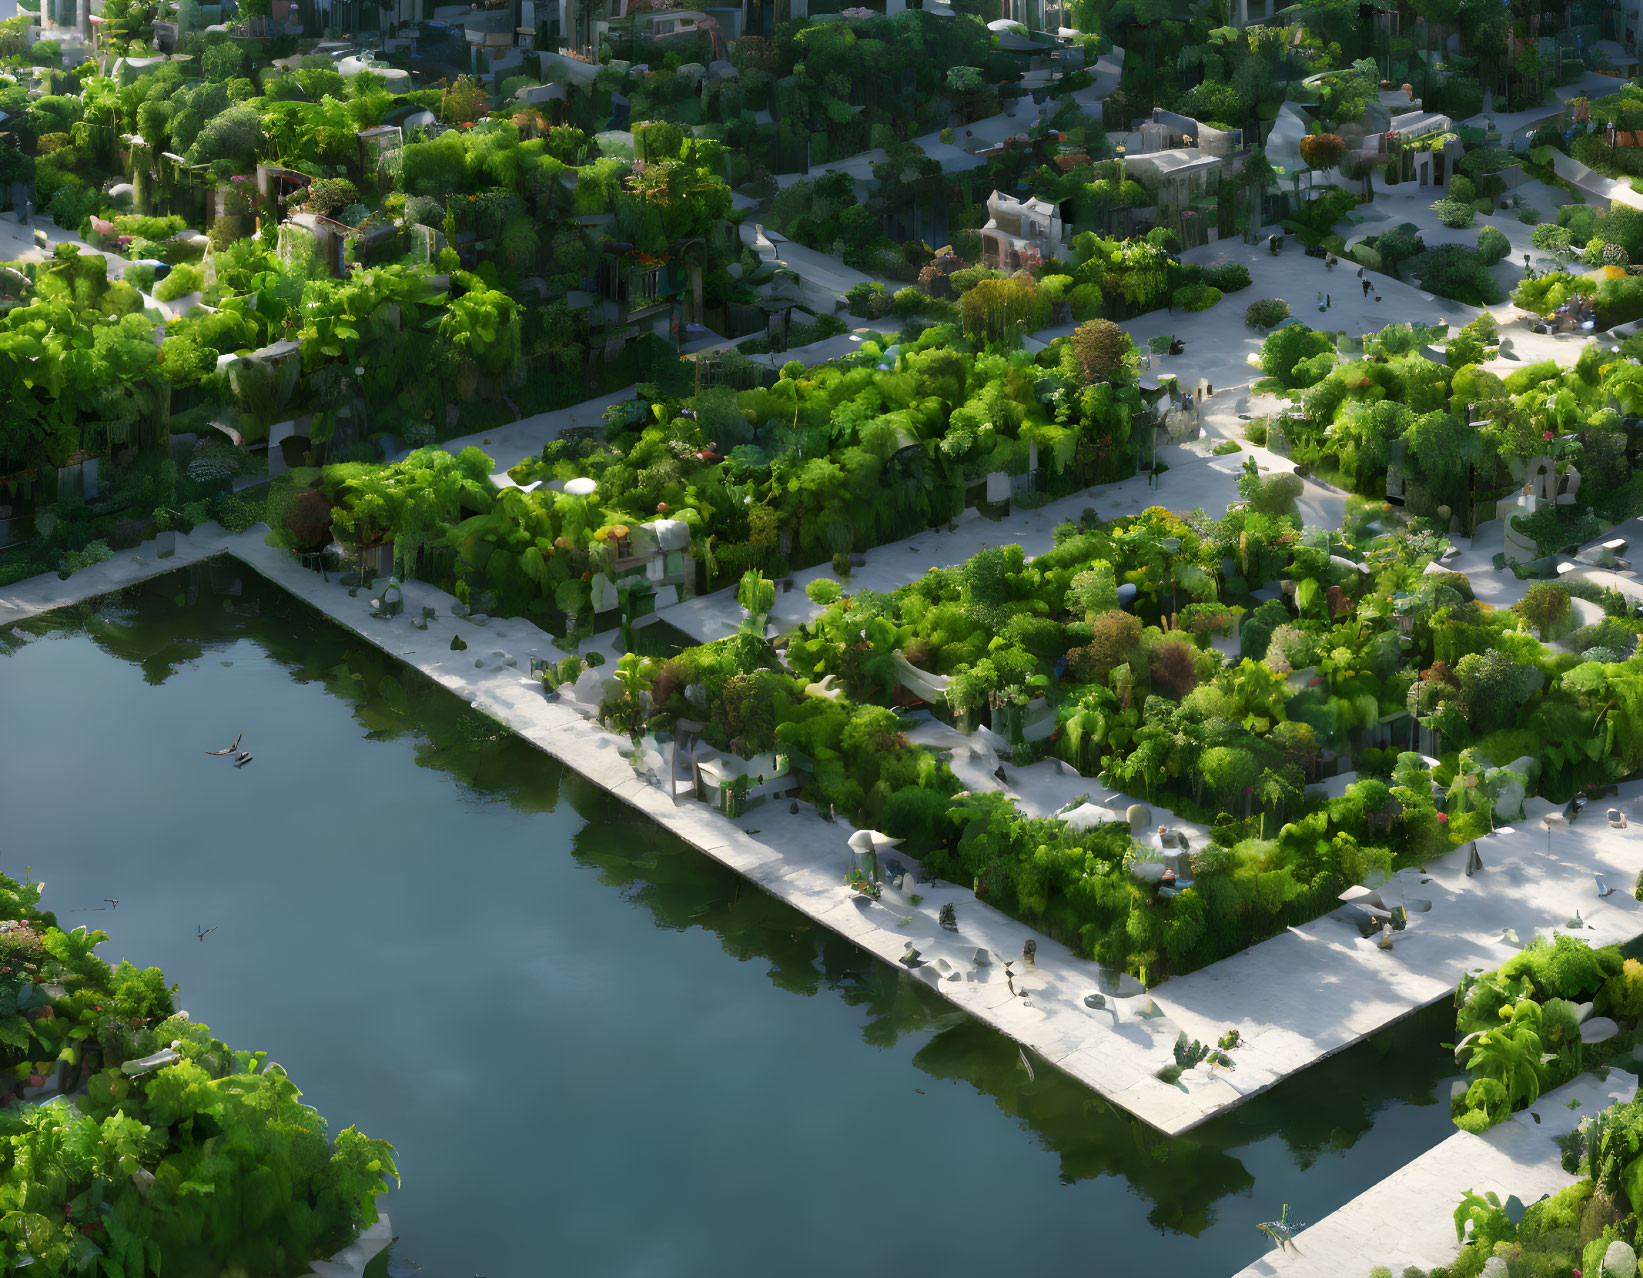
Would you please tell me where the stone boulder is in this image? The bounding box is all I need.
[1481,755,1540,823]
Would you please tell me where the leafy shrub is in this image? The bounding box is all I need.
[113,214,186,241]
[1604,957,1643,1019]
[1259,323,1335,388]
[1513,582,1570,635]
[1171,282,1221,312]
[1597,275,1643,328]
[153,263,204,301]
[1411,244,1505,305]
[1245,297,1291,329]
[58,539,113,577]
[1201,261,1252,292]
[1569,617,1637,656]
[185,103,263,167]
[845,281,891,319]
[304,177,360,217]
[404,194,443,228]
[210,493,263,533]
[1513,270,1596,316]
[1431,197,1476,228]
[201,39,247,81]
[1477,224,1510,265]
[46,182,99,229]
[1070,319,1134,382]
[805,578,843,606]
[1533,223,1573,254]
[0,555,52,587]
[1582,236,1629,267]
[1447,174,1477,205]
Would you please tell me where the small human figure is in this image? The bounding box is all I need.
[1023,939,1037,968]
[1326,293,1332,310]
[1362,278,1372,298]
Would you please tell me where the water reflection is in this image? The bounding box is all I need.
[564,779,1456,1237]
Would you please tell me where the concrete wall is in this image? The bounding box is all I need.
[1197,122,1236,158]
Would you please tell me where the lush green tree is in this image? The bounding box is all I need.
[1069,319,1134,383]
[1454,648,1540,732]
[1259,324,1335,390]
[1513,583,1570,637]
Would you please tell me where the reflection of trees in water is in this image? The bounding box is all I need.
[18,563,1456,1237]
[6,593,206,686]
[560,781,1457,1236]
[1235,1004,1453,1170]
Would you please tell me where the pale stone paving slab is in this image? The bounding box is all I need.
[1231,1073,1637,1278]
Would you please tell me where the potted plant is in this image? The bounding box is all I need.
[722,773,752,818]
[152,507,177,558]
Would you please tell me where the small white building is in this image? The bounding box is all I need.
[980,192,1066,270]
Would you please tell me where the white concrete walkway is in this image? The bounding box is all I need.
[1234,1072,1637,1278]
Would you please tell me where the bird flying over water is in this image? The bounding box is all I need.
[196,926,218,941]
[206,733,243,756]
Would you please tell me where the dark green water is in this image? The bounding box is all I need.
[0,562,1462,1278]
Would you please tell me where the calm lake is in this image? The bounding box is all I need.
[0,560,1461,1277]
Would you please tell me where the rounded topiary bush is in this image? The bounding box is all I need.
[1532,223,1572,254]
[1245,297,1291,329]
[1431,197,1476,228]
[805,578,842,606]
[1172,282,1221,312]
